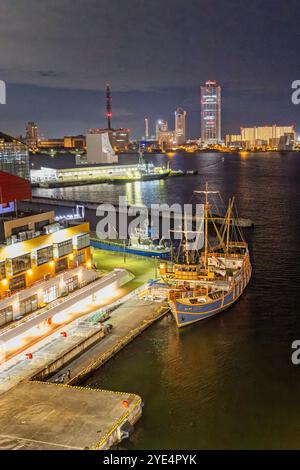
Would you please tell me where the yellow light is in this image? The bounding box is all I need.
[69,253,74,260]
[50,260,55,267]
[86,261,92,269]
[27,269,33,276]
[1,278,7,286]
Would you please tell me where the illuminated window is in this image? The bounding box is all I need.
[0,261,5,279]
[55,257,68,273]
[75,233,90,250]
[6,253,31,276]
[0,306,13,326]
[32,245,53,266]
[20,295,38,315]
[53,239,73,258]
[75,250,86,265]
[9,274,26,292]
[65,275,78,292]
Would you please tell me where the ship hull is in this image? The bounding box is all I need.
[171,265,252,328]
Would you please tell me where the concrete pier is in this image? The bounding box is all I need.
[0,381,142,450]
[48,298,169,385]
[0,293,169,450]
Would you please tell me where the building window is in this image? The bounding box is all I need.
[0,306,13,326]
[75,250,86,265]
[6,254,31,276]
[53,239,73,258]
[20,295,38,315]
[65,276,78,293]
[55,257,68,273]
[75,233,90,250]
[0,261,5,280]
[32,245,53,266]
[9,274,26,292]
[43,285,58,304]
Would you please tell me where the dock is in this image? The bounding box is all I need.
[44,298,169,385]
[0,381,142,450]
[0,291,169,450]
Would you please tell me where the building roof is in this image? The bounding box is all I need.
[0,171,32,204]
[0,131,25,144]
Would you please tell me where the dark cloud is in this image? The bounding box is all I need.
[0,0,300,137]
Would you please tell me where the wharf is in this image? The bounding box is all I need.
[47,298,169,385]
[0,381,141,450]
[0,294,169,450]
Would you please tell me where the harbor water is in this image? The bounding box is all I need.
[33,151,300,449]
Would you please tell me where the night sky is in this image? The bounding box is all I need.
[0,0,300,139]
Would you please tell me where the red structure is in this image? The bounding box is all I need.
[0,171,32,204]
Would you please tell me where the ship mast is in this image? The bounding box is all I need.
[194,184,219,270]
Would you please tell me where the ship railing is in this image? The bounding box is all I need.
[208,252,246,260]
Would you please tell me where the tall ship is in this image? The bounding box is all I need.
[159,185,252,327]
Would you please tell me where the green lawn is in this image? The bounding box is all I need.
[91,247,157,290]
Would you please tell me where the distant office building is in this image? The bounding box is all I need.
[89,128,130,151]
[225,134,243,148]
[175,108,187,145]
[110,128,130,150]
[240,125,296,149]
[0,131,30,180]
[64,135,86,149]
[38,138,64,149]
[156,120,168,140]
[86,131,118,164]
[201,80,221,144]
[157,131,176,148]
[25,122,39,149]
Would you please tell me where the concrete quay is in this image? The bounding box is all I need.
[48,297,169,385]
[0,291,169,449]
[0,381,142,450]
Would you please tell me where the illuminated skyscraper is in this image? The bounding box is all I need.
[145,118,149,139]
[156,120,168,140]
[25,121,39,149]
[200,80,221,144]
[175,108,186,145]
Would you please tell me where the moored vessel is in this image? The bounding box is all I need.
[159,184,252,327]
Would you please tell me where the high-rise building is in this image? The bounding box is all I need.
[200,80,221,144]
[144,118,149,140]
[156,120,168,140]
[25,122,39,149]
[175,108,187,145]
[0,132,30,180]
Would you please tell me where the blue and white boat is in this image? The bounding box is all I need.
[159,185,252,328]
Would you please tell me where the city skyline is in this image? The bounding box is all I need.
[0,0,300,139]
